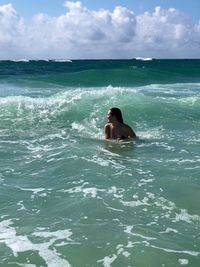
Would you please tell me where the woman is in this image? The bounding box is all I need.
[104,107,136,140]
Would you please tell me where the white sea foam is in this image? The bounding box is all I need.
[159,227,178,234]
[18,187,46,195]
[135,57,152,61]
[14,264,37,267]
[121,197,150,207]
[154,197,176,211]
[124,226,156,241]
[151,245,199,257]
[178,259,189,265]
[179,96,199,106]
[116,244,130,257]
[108,186,125,198]
[138,127,165,140]
[11,59,30,62]
[140,178,154,183]
[123,227,199,257]
[62,182,104,198]
[80,155,126,170]
[0,219,72,267]
[173,209,200,223]
[17,187,51,200]
[97,254,117,267]
[53,59,72,62]
[33,229,72,240]
[17,201,26,211]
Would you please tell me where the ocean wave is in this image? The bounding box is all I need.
[1,59,200,86]
[10,59,30,62]
[52,59,72,62]
[135,57,153,61]
[0,85,199,138]
[1,59,200,267]
[8,59,72,63]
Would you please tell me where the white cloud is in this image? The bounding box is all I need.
[0,1,200,59]
[0,4,25,56]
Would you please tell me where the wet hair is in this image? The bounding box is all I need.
[110,107,124,123]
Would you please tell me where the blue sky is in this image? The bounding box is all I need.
[0,0,200,59]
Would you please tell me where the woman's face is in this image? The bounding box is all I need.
[107,109,114,122]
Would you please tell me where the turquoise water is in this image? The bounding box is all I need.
[0,59,200,266]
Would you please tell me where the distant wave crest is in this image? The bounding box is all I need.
[135,57,153,61]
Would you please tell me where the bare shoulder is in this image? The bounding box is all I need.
[124,124,136,138]
[104,123,111,139]
[104,123,111,131]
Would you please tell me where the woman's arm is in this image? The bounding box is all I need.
[104,124,111,139]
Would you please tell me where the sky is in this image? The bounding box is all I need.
[0,0,200,59]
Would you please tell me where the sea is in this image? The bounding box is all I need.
[0,59,200,267]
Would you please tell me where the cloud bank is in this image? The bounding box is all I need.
[0,1,200,59]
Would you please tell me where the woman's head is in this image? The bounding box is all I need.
[108,107,124,123]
